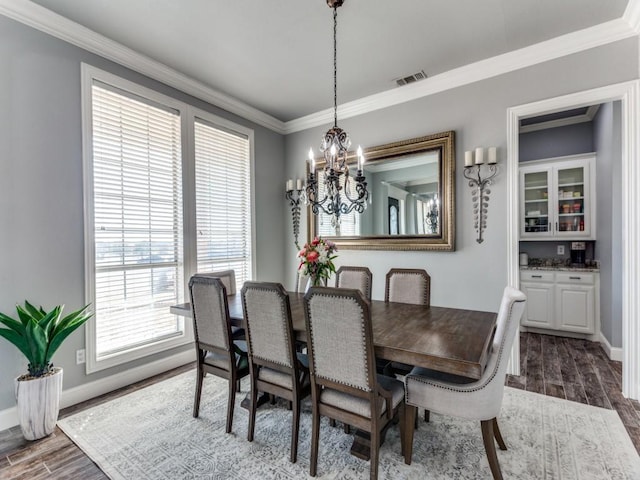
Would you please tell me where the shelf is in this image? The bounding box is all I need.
[557,182,584,188]
[525,214,548,218]
[524,199,548,203]
[558,213,584,217]
[524,185,548,190]
[558,197,584,201]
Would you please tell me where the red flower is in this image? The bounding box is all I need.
[311,237,320,246]
[306,251,319,263]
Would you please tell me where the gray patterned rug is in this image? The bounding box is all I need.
[58,371,640,479]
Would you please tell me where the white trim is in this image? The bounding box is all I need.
[0,349,195,432]
[0,0,285,134]
[519,106,600,134]
[624,0,640,34]
[0,1,636,134]
[507,80,640,400]
[599,332,624,362]
[284,19,636,134]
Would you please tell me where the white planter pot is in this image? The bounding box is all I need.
[14,367,63,440]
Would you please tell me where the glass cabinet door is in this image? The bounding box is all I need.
[522,169,551,235]
[556,166,586,235]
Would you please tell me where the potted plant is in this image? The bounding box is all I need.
[0,301,92,440]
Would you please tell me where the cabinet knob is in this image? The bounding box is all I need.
[532,275,542,278]
[569,276,581,280]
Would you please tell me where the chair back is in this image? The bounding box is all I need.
[194,269,236,295]
[304,287,375,392]
[335,266,373,300]
[189,275,232,351]
[241,282,296,369]
[488,286,527,378]
[384,268,430,305]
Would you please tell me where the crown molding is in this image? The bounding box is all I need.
[519,104,600,134]
[0,0,286,134]
[284,18,637,134]
[1,1,637,137]
[624,0,640,34]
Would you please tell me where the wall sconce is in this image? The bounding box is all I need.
[463,147,498,244]
[285,178,305,249]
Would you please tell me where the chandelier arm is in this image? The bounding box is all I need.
[333,5,338,128]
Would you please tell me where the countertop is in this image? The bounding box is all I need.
[520,265,600,273]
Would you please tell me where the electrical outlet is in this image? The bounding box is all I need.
[557,245,565,255]
[76,349,86,365]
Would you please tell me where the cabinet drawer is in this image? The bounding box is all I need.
[555,272,595,285]
[520,271,554,282]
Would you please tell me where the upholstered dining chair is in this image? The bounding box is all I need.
[241,282,311,463]
[384,268,431,377]
[335,266,373,300]
[384,268,431,305]
[193,270,244,340]
[402,286,526,480]
[188,275,250,433]
[304,287,406,480]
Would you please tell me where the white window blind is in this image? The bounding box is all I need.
[316,170,360,237]
[91,82,184,358]
[194,119,251,291]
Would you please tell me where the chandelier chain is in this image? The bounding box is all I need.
[333,5,338,128]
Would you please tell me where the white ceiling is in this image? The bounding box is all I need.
[27,0,631,123]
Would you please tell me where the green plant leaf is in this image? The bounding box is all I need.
[40,305,62,339]
[47,313,91,362]
[15,305,33,326]
[26,317,48,368]
[0,312,26,334]
[0,328,33,363]
[51,305,90,338]
[24,300,45,321]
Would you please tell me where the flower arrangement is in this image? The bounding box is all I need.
[297,236,338,286]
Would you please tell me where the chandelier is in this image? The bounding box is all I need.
[425,194,439,234]
[305,0,369,230]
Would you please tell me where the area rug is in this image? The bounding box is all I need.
[58,371,640,479]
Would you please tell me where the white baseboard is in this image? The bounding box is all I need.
[0,349,195,432]
[598,332,623,362]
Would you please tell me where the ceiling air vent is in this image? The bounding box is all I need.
[396,70,427,87]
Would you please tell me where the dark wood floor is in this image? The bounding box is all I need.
[1,333,639,478]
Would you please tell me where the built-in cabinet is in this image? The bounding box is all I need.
[520,154,596,240]
[520,269,599,335]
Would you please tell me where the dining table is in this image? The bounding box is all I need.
[171,291,497,459]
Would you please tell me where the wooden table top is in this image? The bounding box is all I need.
[171,293,497,380]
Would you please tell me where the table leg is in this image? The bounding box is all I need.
[349,421,393,460]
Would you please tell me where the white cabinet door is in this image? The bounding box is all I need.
[521,282,555,329]
[555,284,595,333]
[519,155,596,240]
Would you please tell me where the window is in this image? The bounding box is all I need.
[83,65,253,372]
[194,119,251,291]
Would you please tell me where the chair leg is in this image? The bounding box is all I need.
[481,419,503,480]
[310,406,320,477]
[398,402,406,458]
[343,423,351,434]
[290,397,301,463]
[404,405,417,465]
[193,366,204,418]
[226,376,236,434]
[247,376,258,442]
[424,409,430,422]
[493,418,507,450]
[329,419,336,427]
[370,421,380,480]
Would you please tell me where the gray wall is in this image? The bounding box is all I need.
[519,122,594,162]
[284,38,638,312]
[594,102,623,348]
[0,17,286,411]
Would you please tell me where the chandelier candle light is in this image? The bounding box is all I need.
[463,147,498,243]
[304,0,369,233]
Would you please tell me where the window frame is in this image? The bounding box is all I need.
[81,64,255,373]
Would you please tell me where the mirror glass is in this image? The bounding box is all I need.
[308,131,455,251]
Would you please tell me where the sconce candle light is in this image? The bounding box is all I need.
[463,147,498,243]
[285,178,305,249]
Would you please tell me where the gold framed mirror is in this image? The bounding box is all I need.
[307,130,455,251]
